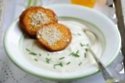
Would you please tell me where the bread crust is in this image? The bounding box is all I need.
[37,23,72,51]
[19,6,57,37]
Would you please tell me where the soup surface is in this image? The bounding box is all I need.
[21,17,105,72]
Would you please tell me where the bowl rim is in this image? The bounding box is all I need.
[4,4,121,80]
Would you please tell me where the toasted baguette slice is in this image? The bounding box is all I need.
[37,23,72,51]
[19,6,57,37]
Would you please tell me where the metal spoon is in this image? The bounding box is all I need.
[86,45,120,83]
[84,27,122,83]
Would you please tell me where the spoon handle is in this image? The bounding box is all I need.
[87,46,120,83]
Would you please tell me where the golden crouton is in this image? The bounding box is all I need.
[19,6,57,37]
[37,23,72,51]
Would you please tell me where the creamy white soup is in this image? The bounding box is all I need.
[21,17,104,72]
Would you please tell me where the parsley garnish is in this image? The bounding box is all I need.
[80,43,84,47]
[26,48,37,56]
[26,48,30,52]
[80,43,89,47]
[78,62,82,66]
[29,52,37,55]
[46,58,51,64]
[85,48,88,52]
[66,62,71,65]
[34,58,38,61]
[84,52,87,58]
[70,50,80,57]
[39,53,42,56]
[53,62,63,69]
[59,57,65,60]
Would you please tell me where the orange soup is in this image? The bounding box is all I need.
[71,0,96,8]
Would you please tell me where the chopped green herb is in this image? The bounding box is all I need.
[70,53,80,57]
[84,52,87,58]
[59,57,65,60]
[76,50,79,54]
[80,43,89,47]
[34,58,38,61]
[26,48,37,56]
[26,48,31,52]
[53,62,63,69]
[29,52,37,55]
[78,62,82,66]
[66,62,71,65]
[80,43,84,47]
[46,58,51,64]
[70,50,80,57]
[39,53,42,56]
[85,48,88,52]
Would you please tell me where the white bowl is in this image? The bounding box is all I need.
[4,4,121,80]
